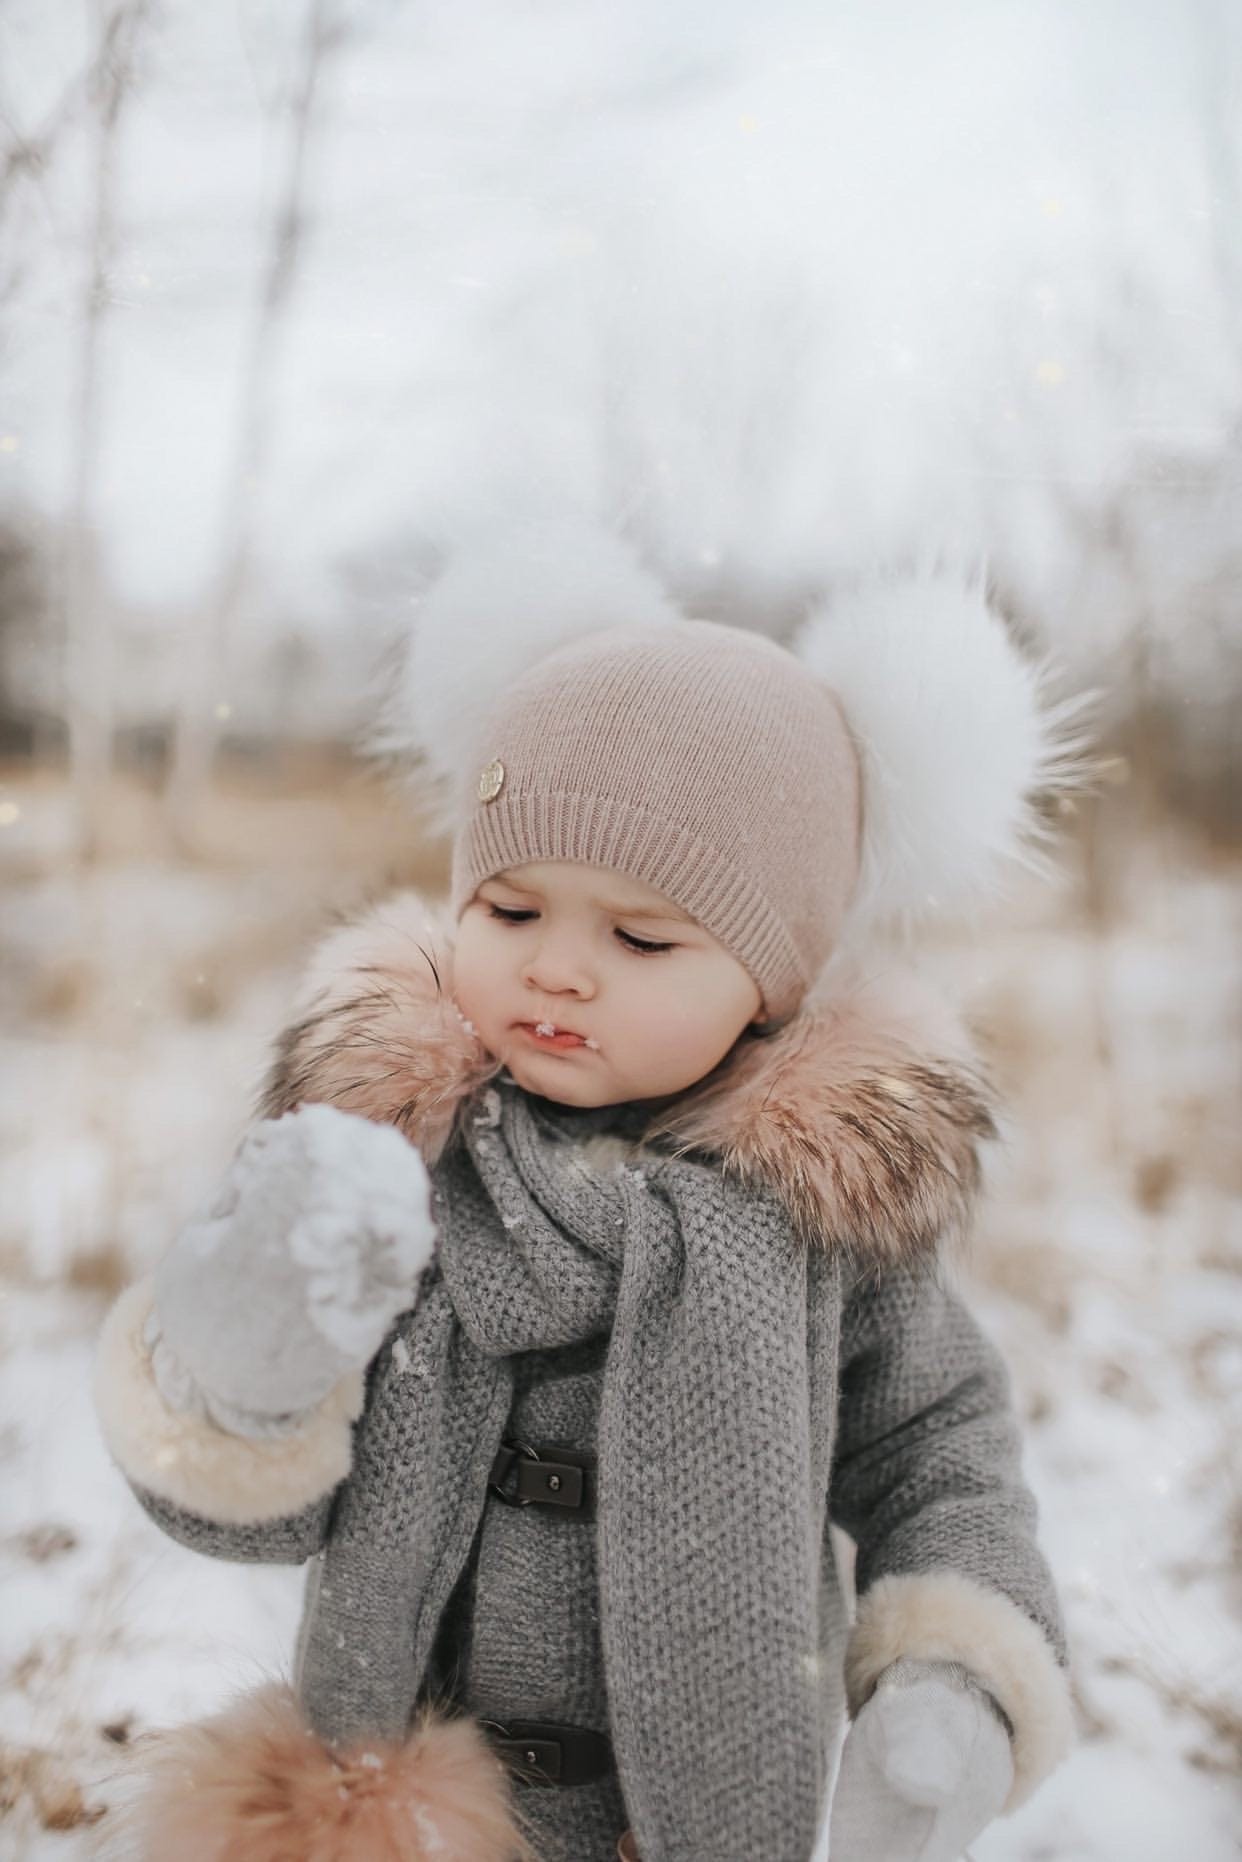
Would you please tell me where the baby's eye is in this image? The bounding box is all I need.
[485,902,672,954]
[616,929,675,955]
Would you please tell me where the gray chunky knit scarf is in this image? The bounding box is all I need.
[300,1080,836,1861]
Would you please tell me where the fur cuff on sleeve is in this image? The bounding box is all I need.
[93,1279,364,1526]
[845,1571,1075,1811]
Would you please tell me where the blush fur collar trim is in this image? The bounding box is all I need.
[259,889,995,1270]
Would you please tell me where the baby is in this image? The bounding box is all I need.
[94,534,1075,1862]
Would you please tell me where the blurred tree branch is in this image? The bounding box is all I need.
[63,0,157,861]
[164,0,350,847]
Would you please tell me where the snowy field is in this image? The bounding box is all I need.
[0,755,1237,1861]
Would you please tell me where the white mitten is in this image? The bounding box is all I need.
[828,1658,1013,1862]
[148,1104,437,1435]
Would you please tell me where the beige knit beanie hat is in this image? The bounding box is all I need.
[449,621,861,1026]
[379,521,1070,1029]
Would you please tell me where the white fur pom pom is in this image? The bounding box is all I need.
[373,519,679,831]
[793,570,1077,934]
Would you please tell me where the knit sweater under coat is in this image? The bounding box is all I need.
[95,889,1076,1862]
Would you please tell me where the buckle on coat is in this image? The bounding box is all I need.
[483,1719,614,1786]
[488,1440,595,1513]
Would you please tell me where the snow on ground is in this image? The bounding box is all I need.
[0,757,1239,1859]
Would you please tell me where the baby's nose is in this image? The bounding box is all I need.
[523,942,593,995]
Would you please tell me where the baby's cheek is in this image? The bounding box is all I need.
[449,954,492,1034]
[639,994,716,1063]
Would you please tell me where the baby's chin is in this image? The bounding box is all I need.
[496,1050,630,1109]
[510,1071,622,1109]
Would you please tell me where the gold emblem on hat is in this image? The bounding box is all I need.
[477,758,505,803]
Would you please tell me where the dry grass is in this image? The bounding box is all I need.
[0,1743,105,1834]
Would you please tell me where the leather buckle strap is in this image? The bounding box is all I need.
[488,1440,596,1514]
[484,1719,614,1786]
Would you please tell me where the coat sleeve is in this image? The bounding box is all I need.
[829,1260,1075,1811]
[93,1278,363,1565]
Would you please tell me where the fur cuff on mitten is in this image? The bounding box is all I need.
[845,1572,1075,1810]
[94,1279,364,1525]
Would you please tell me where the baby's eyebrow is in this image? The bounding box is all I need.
[597,901,694,925]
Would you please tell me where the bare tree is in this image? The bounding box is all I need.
[163,0,349,845]
[0,31,113,213]
[61,0,156,860]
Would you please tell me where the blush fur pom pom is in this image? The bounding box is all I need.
[98,1683,535,1862]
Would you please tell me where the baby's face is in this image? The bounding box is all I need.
[452,861,764,1108]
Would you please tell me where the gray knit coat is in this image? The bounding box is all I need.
[97,891,1074,1862]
